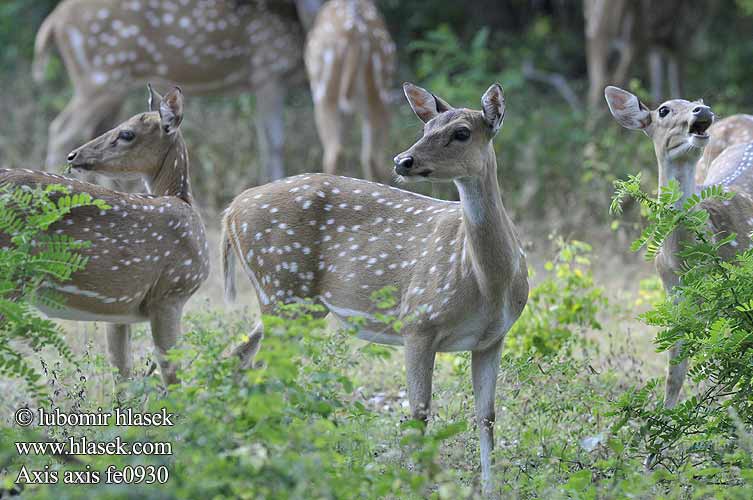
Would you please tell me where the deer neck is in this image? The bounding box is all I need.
[657,152,697,280]
[145,134,193,205]
[454,145,522,299]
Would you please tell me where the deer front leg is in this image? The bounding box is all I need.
[472,339,503,496]
[404,335,436,424]
[106,324,133,381]
[149,304,183,387]
[255,81,286,182]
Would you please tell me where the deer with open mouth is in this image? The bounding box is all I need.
[606,86,753,410]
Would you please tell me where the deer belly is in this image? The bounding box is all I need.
[322,298,404,346]
[35,303,146,324]
[35,285,148,324]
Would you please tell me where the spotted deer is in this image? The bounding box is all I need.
[605,86,753,409]
[0,86,209,386]
[221,82,529,493]
[304,0,396,183]
[33,0,322,181]
[696,114,753,185]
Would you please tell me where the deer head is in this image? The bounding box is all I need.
[394,83,505,181]
[66,85,184,180]
[605,86,714,164]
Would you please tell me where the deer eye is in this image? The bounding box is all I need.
[658,106,670,118]
[453,128,471,142]
[118,130,135,142]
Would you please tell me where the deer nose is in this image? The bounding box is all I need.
[394,155,414,169]
[693,105,713,120]
[67,150,78,162]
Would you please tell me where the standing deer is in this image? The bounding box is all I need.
[605,86,753,409]
[34,0,321,181]
[221,82,529,493]
[696,114,753,185]
[304,0,396,183]
[0,86,209,386]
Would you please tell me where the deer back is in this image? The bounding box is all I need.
[0,169,209,323]
[45,0,304,94]
[697,115,753,184]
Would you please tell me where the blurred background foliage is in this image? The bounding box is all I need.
[0,0,752,239]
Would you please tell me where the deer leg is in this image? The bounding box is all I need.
[472,339,503,496]
[361,96,390,183]
[256,81,286,182]
[664,341,688,408]
[106,323,133,381]
[314,98,344,176]
[231,320,264,370]
[149,303,183,387]
[404,335,436,424]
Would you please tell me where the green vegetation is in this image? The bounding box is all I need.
[2,1,753,498]
[0,184,108,398]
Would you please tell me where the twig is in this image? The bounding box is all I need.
[521,60,581,112]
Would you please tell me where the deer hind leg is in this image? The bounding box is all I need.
[361,94,390,183]
[106,323,133,381]
[314,97,345,176]
[256,81,286,182]
[664,341,688,409]
[231,320,264,370]
[472,339,503,496]
[149,303,183,387]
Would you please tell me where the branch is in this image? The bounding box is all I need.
[521,60,581,112]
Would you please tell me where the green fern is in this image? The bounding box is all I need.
[0,182,109,399]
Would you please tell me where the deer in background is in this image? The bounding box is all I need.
[696,114,753,185]
[34,0,322,182]
[304,0,396,183]
[222,82,529,494]
[605,86,753,409]
[0,86,209,386]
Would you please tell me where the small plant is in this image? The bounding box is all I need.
[506,238,607,357]
[0,183,108,398]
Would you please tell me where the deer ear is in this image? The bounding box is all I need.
[403,82,453,123]
[481,83,505,134]
[604,86,651,130]
[147,83,163,112]
[159,87,183,135]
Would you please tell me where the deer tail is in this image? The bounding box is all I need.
[33,10,58,83]
[221,211,238,304]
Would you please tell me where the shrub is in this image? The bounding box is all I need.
[506,238,607,357]
[611,174,753,477]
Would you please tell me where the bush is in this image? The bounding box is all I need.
[611,174,753,480]
[506,238,607,357]
[2,305,471,499]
